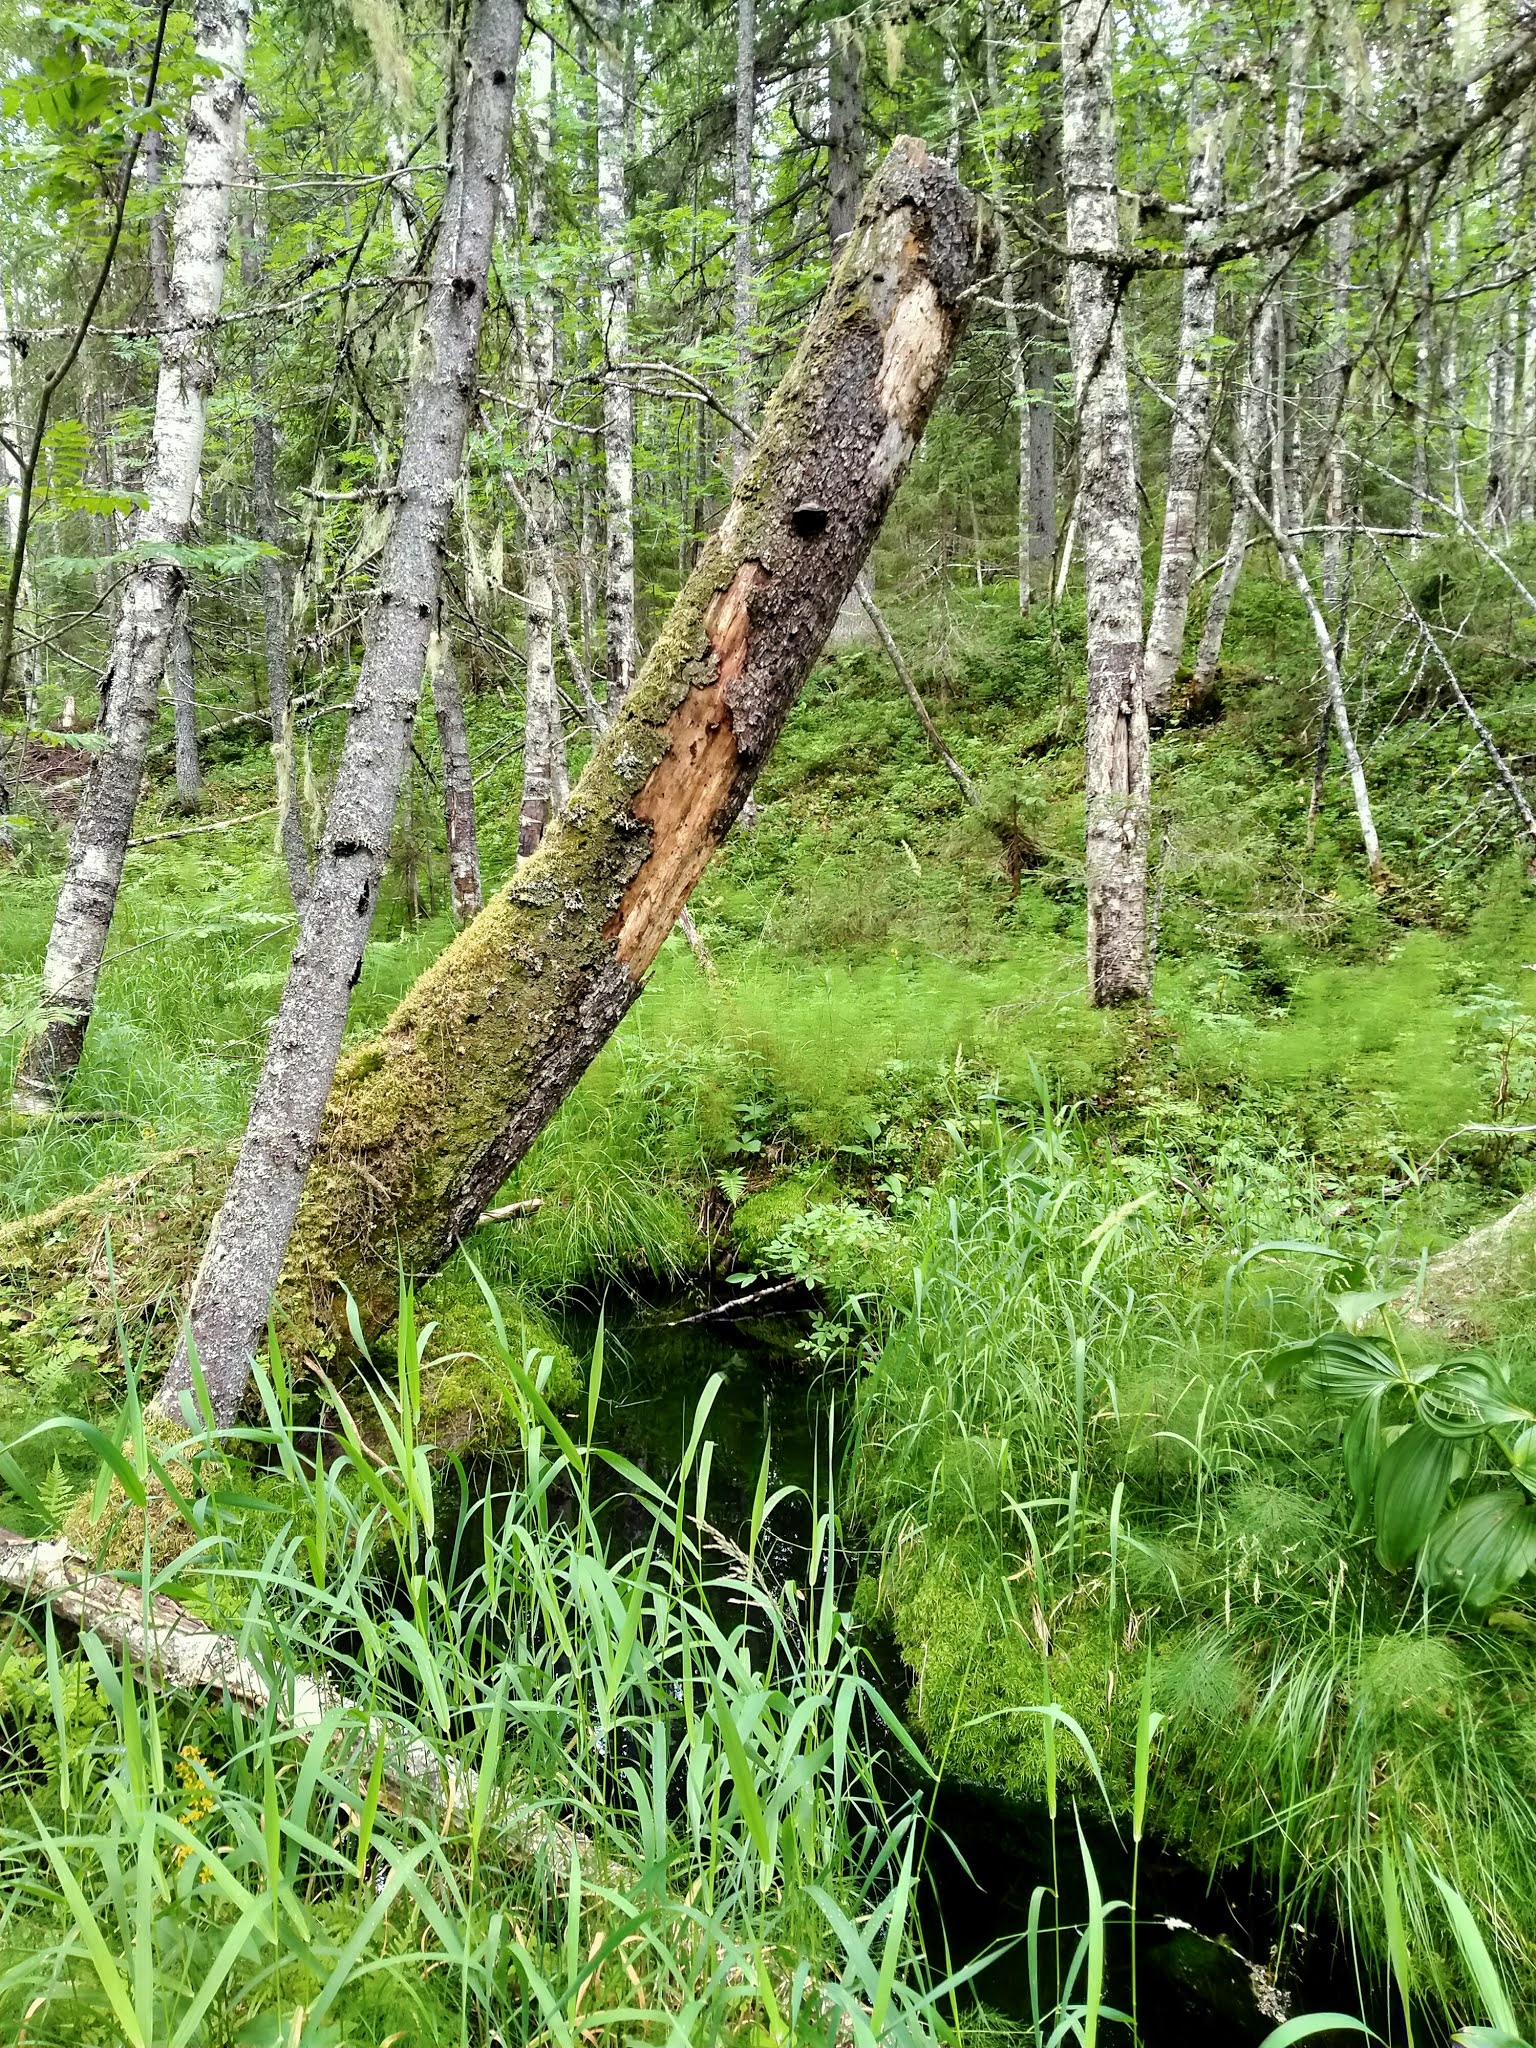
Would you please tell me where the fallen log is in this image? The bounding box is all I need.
[0,1523,579,1870]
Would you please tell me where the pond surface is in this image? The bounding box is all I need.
[448,1299,1380,2044]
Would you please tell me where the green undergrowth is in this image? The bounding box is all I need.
[844,1111,1536,2024]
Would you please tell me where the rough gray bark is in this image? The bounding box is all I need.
[594,0,637,701]
[161,139,989,1425]
[827,21,865,252]
[731,0,757,481]
[517,30,569,856]
[1063,0,1150,1005]
[429,626,483,923]
[1142,93,1224,719]
[169,591,201,809]
[153,0,526,1427]
[241,185,309,907]
[983,7,1032,614]
[11,0,250,1115]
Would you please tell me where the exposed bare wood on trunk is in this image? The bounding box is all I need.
[153,0,526,1428]
[1063,0,1150,1005]
[11,0,250,1115]
[429,627,483,922]
[594,0,637,701]
[857,580,979,807]
[1143,89,1224,719]
[156,140,988,1427]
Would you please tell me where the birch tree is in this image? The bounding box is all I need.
[429,624,482,923]
[983,7,1034,615]
[154,139,990,1426]
[1142,84,1224,719]
[731,0,756,482]
[152,0,526,1422]
[12,0,251,1114]
[1063,0,1150,1005]
[517,29,568,855]
[594,0,637,700]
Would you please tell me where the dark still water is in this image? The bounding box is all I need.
[445,1301,1379,2047]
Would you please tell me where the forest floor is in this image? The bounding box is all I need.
[5,542,1536,2032]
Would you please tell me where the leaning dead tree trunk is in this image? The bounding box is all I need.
[429,625,483,922]
[11,0,250,1115]
[594,0,637,702]
[517,29,569,856]
[1142,88,1223,720]
[153,0,526,1426]
[155,139,989,1428]
[1063,0,1150,1005]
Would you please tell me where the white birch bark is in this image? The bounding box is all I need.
[1411,217,1435,555]
[0,267,40,727]
[152,0,525,1426]
[983,8,1032,615]
[1142,91,1223,718]
[731,0,756,482]
[12,0,251,1114]
[1519,279,1536,522]
[1063,0,1149,1004]
[594,0,636,701]
[517,29,568,856]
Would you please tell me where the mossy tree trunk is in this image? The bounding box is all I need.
[154,0,526,1427]
[157,137,990,1427]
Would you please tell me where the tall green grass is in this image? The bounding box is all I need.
[847,1110,1536,2029]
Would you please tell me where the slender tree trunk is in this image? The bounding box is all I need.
[858,580,979,806]
[11,0,250,1116]
[1320,217,1355,615]
[152,139,989,1427]
[151,0,526,1426]
[170,592,201,810]
[429,626,482,923]
[517,29,569,856]
[1411,215,1435,555]
[1142,92,1223,719]
[1518,280,1536,522]
[1027,73,1062,572]
[1190,301,1273,699]
[594,0,636,701]
[984,8,1032,615]
[1192,398,1384,878]
[827,20,865,252]
[243,181,309,907]
[145,116,199,793]
[1487,293,1518,529]
[0,267,39,844]
[731,0,756,481]
[1063,0,1149,1005]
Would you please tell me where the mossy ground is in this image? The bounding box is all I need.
[5,540,1536,2016]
